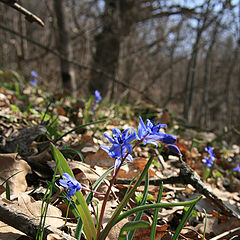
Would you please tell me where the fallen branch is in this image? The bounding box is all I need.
[0,0,44,27]
[0,198,75,240]
[116,155,238,218]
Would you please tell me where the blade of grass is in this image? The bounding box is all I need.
[150,181,163,240]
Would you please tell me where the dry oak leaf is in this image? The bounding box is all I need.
[0,153,31,195]
[18,193,64,228]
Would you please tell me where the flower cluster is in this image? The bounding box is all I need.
[202,146,215,168]
[101,128,137,174]
[94,90,102,104]
[59,173,82,200]
[30,70,38,88]
[101,116,180,174]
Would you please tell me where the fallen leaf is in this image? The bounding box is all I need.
[18,193,64,228]
[0,221,26,240]
[133,223,168,240]
[0,153,31,195]
[47,233,65,240]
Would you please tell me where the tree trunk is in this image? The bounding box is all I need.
[199,21,218,128]
[88,0,121,97]
[53,0,77,97]
[183,2,211,122]
[88,0,136,98]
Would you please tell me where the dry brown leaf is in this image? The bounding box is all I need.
[106,218,129,240]
[0,153,31,195]
[47,233,65,240]
[18,193,64,228]
[85,148,115,167]
[27,148,52,163]
[0,221,26,240]
[134,223,168,240]
[117,158,156,179]
[199,215,240,236]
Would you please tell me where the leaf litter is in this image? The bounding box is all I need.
[0,78,240,239]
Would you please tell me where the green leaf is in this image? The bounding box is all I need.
[115,196,202,227]
[10,104,20,112]
[172,197,201,240]
[150,181,163,240]
[99,156,154,240]
[128,171,149,240]
[118,221,150,240]
[75,164,117,240]
[5,181,10,200]
[50,143,96,240]
[213,171,223,178]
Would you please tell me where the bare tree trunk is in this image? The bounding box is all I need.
[183,25,202,122]
[224,47,238,128]
[167,20,183,104]
[88,0,135,98]
[53,0,77,97]
[183,1,211,122]
[199,21,218,128]
[88,0,121,98]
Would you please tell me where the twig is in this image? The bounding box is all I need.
[209,226,240,240]
[0,198,75,239]
[0,0,44,27]
[116,155,238,218]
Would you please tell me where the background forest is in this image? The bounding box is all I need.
[0,0,239,138]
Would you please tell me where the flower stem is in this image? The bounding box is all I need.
[96,135,148,240]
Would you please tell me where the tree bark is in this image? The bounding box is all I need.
[199,21,218,128]
[54,0,77,97]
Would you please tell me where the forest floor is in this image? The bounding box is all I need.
[0,70,240,240]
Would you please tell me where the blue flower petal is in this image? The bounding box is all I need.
[167,145,181,155]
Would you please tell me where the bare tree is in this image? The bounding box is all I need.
[53,0,77,96]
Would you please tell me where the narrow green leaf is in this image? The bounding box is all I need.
[118,221,150,240]
[5,181,10,200]
[115,196,202,226]
[99,156,154,240]
[128,171,149,240]
[50,143,96,240]
[202,208,207,240]
[172,196,201,240]
[150,182,163,240]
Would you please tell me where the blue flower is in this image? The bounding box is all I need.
[59,173,82,200]
[94,90,102,104]
[137,116,166,146]
[167,144,181,155]
[202,146,215,168]
[30,70,38,88]
[137,116,180,154]
[101,128,137,174]
[233,163,240,173]
[30,78,38,88]
[202,156,214,168]
[31,70,38,78]
[205,147,215,160]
